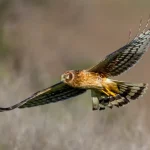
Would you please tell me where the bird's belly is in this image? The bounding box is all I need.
[72,71,104,89]
[79,79,103,89]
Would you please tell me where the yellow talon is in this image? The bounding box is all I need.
[107,90,116,97]
[101,90,109,96]
[102,88,117,97]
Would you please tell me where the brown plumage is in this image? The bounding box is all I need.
[0,23,149,112]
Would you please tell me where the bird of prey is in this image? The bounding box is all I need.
[0,26,150,112]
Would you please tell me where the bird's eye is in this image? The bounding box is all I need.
[65,74,70,79]
[61,71,74,83]
[65,72,73,81]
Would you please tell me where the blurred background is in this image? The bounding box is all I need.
[0,0,150,149]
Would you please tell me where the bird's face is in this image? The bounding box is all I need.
[61,70,75,84]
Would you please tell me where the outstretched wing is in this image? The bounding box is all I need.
[0,82,86,111]
[88,29,150,77]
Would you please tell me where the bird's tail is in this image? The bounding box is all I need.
[115,80,148,99]
[94,80,148,110]
[109,80,148,107]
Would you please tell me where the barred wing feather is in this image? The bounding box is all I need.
[88,29,150,77]
[0,82,86,111]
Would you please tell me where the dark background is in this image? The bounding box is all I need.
[0,0,150,149]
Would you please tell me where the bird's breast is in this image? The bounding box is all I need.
[72,71,103,89]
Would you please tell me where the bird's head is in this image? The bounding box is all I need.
[61,70,76,84]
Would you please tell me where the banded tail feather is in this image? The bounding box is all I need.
[92,80,148,111]
[108,80,148,109]
[115,80,148,100]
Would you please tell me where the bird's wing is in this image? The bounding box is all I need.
[0,82,86,111]
[87,29,150,77]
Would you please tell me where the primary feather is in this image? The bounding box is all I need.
[88,29,150,77]
[0,82,86,111]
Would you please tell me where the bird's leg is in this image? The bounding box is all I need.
[101,88,117,97]
[101,89,110,96]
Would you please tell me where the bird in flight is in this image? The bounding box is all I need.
[0,23,150,112]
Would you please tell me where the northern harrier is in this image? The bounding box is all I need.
[0,26,150,111]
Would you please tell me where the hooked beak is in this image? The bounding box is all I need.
[61,74,65,82]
